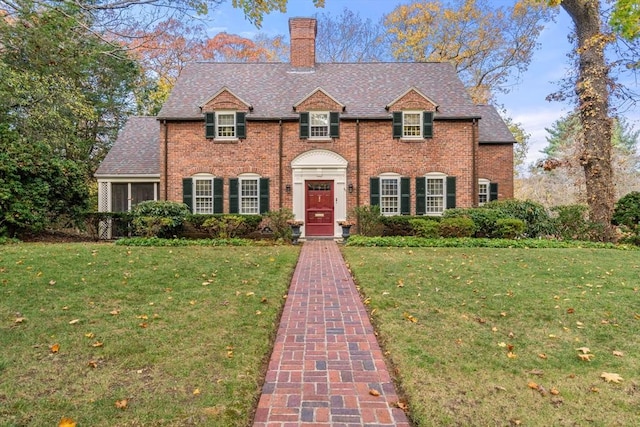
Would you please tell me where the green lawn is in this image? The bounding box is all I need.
[0,243,299,427]
[342,247,640,427]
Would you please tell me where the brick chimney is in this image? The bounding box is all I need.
[289,17,317,69]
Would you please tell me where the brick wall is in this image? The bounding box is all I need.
[478,144,514,199]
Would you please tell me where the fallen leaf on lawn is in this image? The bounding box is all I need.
[136,314,148,319]
[527,381,538,390]
[567,308,574,314]
[403,312,418,323]
[550,387,560,395]
[578,353,593,361]
[500,312,507,317]
[575,347,591,354]
[528,369,544,377]
[369,389,381,396]
[58,417,77,427]
[110,310,120,315]
[15,317,25,324]
[601,372,623,383]
[88,360,98,368]
[92,341,103,347]
[537,384,548,396]
[245,292,255,297]
[85,332,95,339]
[397,279,404,288]
[69,319,80,325]
[139,322,148,328]
[498,342,507,348]
[115,399,128,409]
[507,344,514,352]
[538,353,547,359]
[590,387,599,393]
[612,350,624,357]
[193,388,201,395]
[50,343,60,353]
[261,297,268,303]
[507,352,517,359]
[255,310,262,315]
[396,401,408,410]
[49,280,56,285]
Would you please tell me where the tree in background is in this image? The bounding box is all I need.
[518,112,639,207]
[541,0,640,240]
[384,0,550,104]
[314,8,388,62]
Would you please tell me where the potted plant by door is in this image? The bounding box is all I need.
[287,220,304,244]
[338,220,355,242]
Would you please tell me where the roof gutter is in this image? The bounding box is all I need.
[163,119,168,200]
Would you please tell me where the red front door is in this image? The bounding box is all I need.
[305,181,334,236]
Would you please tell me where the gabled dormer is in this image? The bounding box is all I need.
[200,87,252,140]
[294,88,344,140]
[386,87,438,140]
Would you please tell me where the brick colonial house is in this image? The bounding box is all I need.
[95,17,516,239]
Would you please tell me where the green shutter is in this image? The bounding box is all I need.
[182,178,193,212]
[259,178,270,214]
[213,178,224,213]
[205,112,215,139]
[400,177,410,215]
[415,177,426,215]
[489,182,499,201]
[370,177,380,206]
[229,178,239,214]
[392,112,402,138]
[423,111,434,138]
[299,112,309,139]
[446,176,456,209]
[236,112,246,139]
[329,112,340,138]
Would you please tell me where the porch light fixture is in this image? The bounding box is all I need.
[348,184,354,193]
[286,184,291,193]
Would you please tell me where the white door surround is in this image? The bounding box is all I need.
[291,149,348,238]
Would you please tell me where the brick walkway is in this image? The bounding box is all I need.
[253,240,411,427]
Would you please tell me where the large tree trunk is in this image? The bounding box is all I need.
[561,0,615,241]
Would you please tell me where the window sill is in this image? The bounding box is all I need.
[307,137,333,142]
[399,138,426,143]
[212,138,239,144]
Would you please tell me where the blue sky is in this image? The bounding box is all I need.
[206,0,639,165]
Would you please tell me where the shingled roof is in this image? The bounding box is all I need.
[94,116,160,177]
[158,61,514,143]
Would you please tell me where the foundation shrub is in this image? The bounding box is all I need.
[485,199,553,237]
[130,201,190,238]
[494,218,525,239]
[437,217,476,238]
[409,218,440,238]
[351,205,384,236]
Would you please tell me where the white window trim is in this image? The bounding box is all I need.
[215,111,237,141]
[402,110,423,140]
[238,173,260,215]
[192,173,216,214]
[379,172,401,216]
[478,178,490,206]
[309,111,331,140]
[424,172,447,216]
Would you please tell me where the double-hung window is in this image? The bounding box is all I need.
[205,112,246,140]
[216,112,236,138]
[240,178,259,214]
[380,177,400,215]
[393,111,434,139]
[416,173,456,216]
[310,112,329,138]
[478,179,490,206]
[426,177,445,214]
[182,175,223,214]
[194,178,214,214]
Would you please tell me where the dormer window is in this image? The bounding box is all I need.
[393,111,434,139]
[299,112,340,139]
[205,111,246,140]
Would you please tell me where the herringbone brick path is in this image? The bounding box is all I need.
[253,240,411,427]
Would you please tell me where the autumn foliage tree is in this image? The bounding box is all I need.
[384,0,550,104]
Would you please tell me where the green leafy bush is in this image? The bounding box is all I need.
[444,208,508,237]
[263,208,295,241]
[380,215,418,236]
[551,204,602,241]
[130,201,190,238]
[351,205,383,236]
[201,215,248,238]
[409,218,440,238]
[438,217,476,238]
[485,199,553,237]
[613,192,640,230]
[495,218,525,239]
